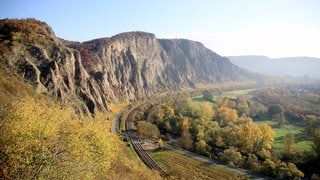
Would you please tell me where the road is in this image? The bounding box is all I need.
[111,112,121,134]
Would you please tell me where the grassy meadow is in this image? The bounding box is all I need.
[255,119,313,151]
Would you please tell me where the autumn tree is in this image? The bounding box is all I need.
[236,100,250,116]
[190,117,219,145]
[219,147,243,167]
[243,154,261,172]
[236,120,275,154]
[196,139,211,157]
[216,106,238,126]
[0,96,120,179]
[176,131,194,151]
[198,102,214,119]
[217,126,238,148]
[172,94,195,117]
[202,91,213,102]
[280,163,304,179]
[268,104,287,127]
[305,115,320,134]
[261,159,304,179]
[248,101,267,118]
[173,116,194,150]
[313,128,320,156]
[283,133,296,159]
[158,138,163,149]
[136,121,160,139]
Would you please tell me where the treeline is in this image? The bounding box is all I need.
[252,86,320,150]
[134,91,320,179]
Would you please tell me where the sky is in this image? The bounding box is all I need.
[1,0,319,58]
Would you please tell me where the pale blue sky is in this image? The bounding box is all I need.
[1,0,319,57]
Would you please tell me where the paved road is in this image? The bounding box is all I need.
[163,143,268,180]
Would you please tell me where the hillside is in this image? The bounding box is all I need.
[229,55,320,78]
[0,19,261,114]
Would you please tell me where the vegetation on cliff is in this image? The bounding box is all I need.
[0,69,160,179]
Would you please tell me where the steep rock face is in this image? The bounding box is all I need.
[70,32,174,102]
[159,39,250,82]
[69,33,256,102]
[0,19,108,115]
[0,19,260,114]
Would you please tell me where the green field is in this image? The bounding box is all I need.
[191,89,256,108]
[151,150,245,179]
[221,89,256,98]
[191,95,214,109]
[254,120,313,151]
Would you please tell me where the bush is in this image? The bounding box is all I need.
[136,121,160,139]
[219,147,243,167]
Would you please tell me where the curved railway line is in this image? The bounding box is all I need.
[125,105,168,177]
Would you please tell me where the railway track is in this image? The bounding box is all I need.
[125,105,168,177]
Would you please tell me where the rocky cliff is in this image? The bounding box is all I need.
[0,19,259,114]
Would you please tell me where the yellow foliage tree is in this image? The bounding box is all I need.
[198,102,214,119]
[0,96,120,179]
[216,106,238,125]
[236,120,275,154]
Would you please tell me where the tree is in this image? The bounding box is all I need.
[305,115,320,134]
[217,126,238,148]
[198,102,214,119]
[272,113,287,127]
[236,120,274,154]
[219,147,243,167]
[236,100,250,116]
[261,159,278,177]
[173,94,195,117]
[190,117,219,145]
[248,101,267,118]
[176,131,194,151]
[261,159,304,179]
[181,116,189,132]
[280,163,304,179]
[136,121,160,139]
[158,138,163,149]
[216,106,238,126]
[268,104,287,127]
[196,139,211,157]
[313,128,320,156]
[243,154,261,172]
[268,104,284,116]
[0,96,120,179]
[283,133,296,159]
[203,91,213,102]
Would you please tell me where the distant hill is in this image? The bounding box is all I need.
[228,55,320,78]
